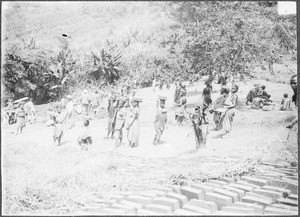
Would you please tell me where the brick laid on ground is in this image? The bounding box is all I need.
[191,183,214,193]
[264,206,296,215]
[173,208,198,215]
[152,197,180,211]
[147,190,166,197]
[281,177,298,183]
[145,204,172,214]
[232,201,263,214]
[110,204,136,214]
[180,186,204,200]
[171,185,181,194]
[284,175,298,181]
[204,192,232,210]
[182,204,211,214]
[252,188,283,199]
[137,209,160,215]
[242,195,273,207]
[228,183,254,192]
[83,205,108,212]
[203,182,222,188]
[221,206,257,214]
[222,186,245,199]
[262,185,291,195]
[277,198,298,207]
[240,176,268,187]
[153,186,173,193]
[209,180,227,186]
[272,203,298,211]
[99,208,126,215]
[236,180,262,189]
[266,179,298,194]
[166,192,188,208]
[120,200,144,209]
[245,192,275,202]
[109,194,125,203]
[188,199,217,213]
[126,195,153,207]
[220,177,234,183]
[139,191,158,198]
[213,188,239,202]
[288,194,298,200]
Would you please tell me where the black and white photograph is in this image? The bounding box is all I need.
[1,1,298,215]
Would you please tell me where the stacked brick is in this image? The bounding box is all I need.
[75,164,298,215]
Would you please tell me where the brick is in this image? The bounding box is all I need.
[191,183,214,193]
[277,198,298,207]
[271,168,294,176]
[120,200,143,209]
[236,180,261,189]
[288,193,298,200]
[83,205,108,212]
[272,204,298,211]
[262,185,291,195]
[240,176,267,187]
[145,204,172,214]
[284,175,298,181]
[188,199,217,213]
[232,202,263,213]
[246,192,274,202]
[109,194,125,203]
[213,188,239,202]
[264,206,295,215]
[281,177,298,185]
[117,192,133,197]
[182,204,211,214]
[126,195,153,207]
[252,189,283,200]
[222,206,257,214]
[166,192,188,208]
[152,197,180,211]
[204,192,232,210]
[173,208,198,215]
[216,210,246,215]
[209,180,227,186]
[267,179,298,194]
[137,208,159,215]
[220,177,234,183]
[147,190,166,197]
[242,195,273,206]
[266,179,290,188]
[222,186,245,199]
[171,185,181,194]
[153,186,173,193]
[139,191,158,198]
[180,186,204,200]
[110,204,136,214]
[228,183,254,192]
[203,182,222,188]
[100,208,126,215]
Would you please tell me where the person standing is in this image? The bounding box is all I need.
[211,87,230,130]
[175,90,187,125]
[65,95,74,129]
[52,104,68,146]
[218,84,239,138]
[202,82,213,106]
[153,96,168,145]
[80,89,91,116]
[15,102,26,135]
[106,94,117,139]
[126,98,142,148]
[114,97,127,147]
[287,75,298,128]
[90,90,100,118]
[24,98,35,124]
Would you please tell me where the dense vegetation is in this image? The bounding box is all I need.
[2,1,296,104]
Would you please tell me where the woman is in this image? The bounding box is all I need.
[212,87,230,130]
[53,104,68,146]
[175,90,187,125]
[15,102,26,135]
[127,98,142,148]
[106,94,117,139]
[114,98,127,147]
[218,84,239,138]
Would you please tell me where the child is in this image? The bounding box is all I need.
[153,96,168,145]
[15,102,26,135]
[52,104,68,146]
[191,103,209,149]
[175,91,187,126]
[77,120,92,151]
[106,95,117,139]
[280,93,293,111]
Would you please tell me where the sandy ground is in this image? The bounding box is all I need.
[1,79,297,214]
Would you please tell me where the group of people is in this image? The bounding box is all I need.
[3,73,297,151]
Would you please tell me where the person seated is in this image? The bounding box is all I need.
[280,93,293,111]
[246,84,261,105]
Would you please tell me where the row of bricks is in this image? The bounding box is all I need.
[76,168,297,215]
